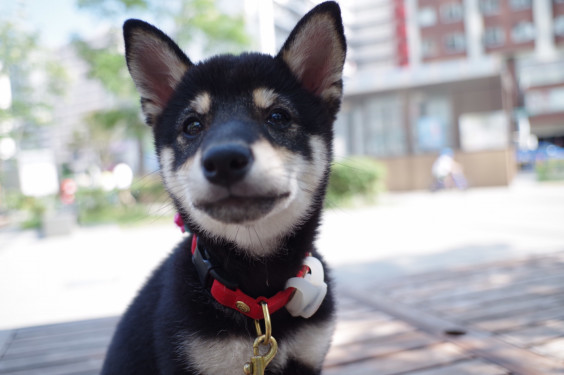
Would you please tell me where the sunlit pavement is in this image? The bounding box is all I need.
[1,172,563,330]
[322,172,564,287]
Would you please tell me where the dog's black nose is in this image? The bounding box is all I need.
[201,144,253,186]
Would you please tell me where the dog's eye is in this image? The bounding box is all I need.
[266,109,291,130]
[182,118,203,138]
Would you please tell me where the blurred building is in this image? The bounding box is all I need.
[263,0,564,190]
[6,0,560,192]
[49,43,114,173]
[48,39,152,178]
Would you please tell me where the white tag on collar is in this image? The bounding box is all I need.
[285,256,327,318]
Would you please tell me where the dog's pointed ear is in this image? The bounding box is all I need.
[123,19,193,126]
[277,1,346,105]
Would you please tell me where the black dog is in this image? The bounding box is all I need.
[101,2,346,374]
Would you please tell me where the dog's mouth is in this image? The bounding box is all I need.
[194,193,291,223]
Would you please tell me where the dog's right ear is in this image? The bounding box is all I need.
[123,19,193,126]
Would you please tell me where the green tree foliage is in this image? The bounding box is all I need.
[76,0,249,53]
[73,0,250,175]
[72,33,146,172]
[77,0,149,17]
[0,6,67,215]
[172,0,250,54]
[0,12,67,145]
[73,37,136,98]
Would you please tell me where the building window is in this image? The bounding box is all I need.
[512,22,535,43]
[525,87,564,115]
[412,97,452,154]
[441,3,464,23]
[483,27,505,47]
[555,16,564,36]
[421,39,438,58]
[363,97,406,157]
[444,33,466,53]
[480,0,501,15]
[510,0,532,10]
[418,7,437,28]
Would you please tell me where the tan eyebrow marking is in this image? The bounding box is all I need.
[253,88,278,109]
[190,92,211,114]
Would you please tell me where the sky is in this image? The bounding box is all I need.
[31,0,107,46]
[4,0,152,48]
[0,0,100,47]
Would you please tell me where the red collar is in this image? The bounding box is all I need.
[190,235,305,320]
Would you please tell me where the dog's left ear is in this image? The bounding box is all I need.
[277,1,346,105]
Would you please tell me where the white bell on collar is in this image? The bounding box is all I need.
[285,256,327,318]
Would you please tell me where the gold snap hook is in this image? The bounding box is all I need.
[245,303,277,375]
[243,335,278,375]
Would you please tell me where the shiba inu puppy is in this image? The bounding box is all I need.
[101,2,346,374]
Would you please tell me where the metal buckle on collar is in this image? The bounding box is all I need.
[192,243,238,290]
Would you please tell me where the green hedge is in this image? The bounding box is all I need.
[3,193,50,229]
[536,159,564,181]
[326,157,386,207]
[131,176,167,203]
[75,176,169,225]
[2,176,169,228]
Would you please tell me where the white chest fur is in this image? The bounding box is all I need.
[182,320,335,374]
